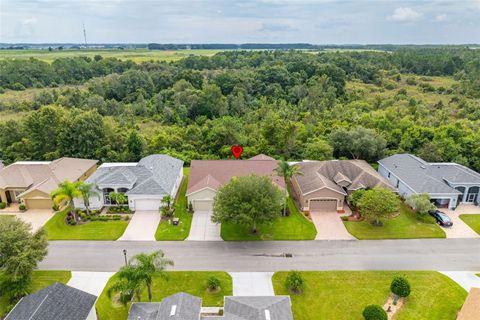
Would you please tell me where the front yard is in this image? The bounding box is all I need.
[0,270,71,318]
[343,204,446,239]
[96,271,232,320]
[220,195,317,240]
[44,209,129,240]
[272,271,466,320]
[155,168,193,240]
[459,214,480,235]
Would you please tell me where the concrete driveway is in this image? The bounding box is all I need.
[186,211,221,241]
[440,205,479,239]
[230,272,274,296]
[16,209,54,232]
[439,271,480,291]
[311,211,356,240]
[118,211,160,241]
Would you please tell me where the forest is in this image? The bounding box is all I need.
[0,48,479,171]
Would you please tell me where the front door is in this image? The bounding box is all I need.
[467,193,476,202]
[5,191,12,204]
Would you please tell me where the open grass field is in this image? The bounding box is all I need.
[44,209,129,240]
[0,49,224,63]
[220,190,317,241]
[96,271,232,320]
[459,214,480,235]
[0,270,71,318]
[272,271,467,320]
[155,168,193,240]
[343,203,446,239]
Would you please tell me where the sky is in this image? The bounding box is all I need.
[1,0,479,44]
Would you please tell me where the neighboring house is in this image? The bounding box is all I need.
[74,154,184,211]
[0,158,98,210]
[292,160,395,213]
[378,154,480,209]
[186,154,285,211]
[128,292,294,320]
[5,282,97,320]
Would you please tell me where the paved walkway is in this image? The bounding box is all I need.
[0,209,54,232]
[442,205,480,239]
[67,271,114,320]
[118,211,160,241]
[439,271,480,291]
[311,211,356,240]
[230,272,274,296]
[187,211,221,241]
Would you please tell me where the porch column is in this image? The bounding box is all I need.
[463,186,469,202]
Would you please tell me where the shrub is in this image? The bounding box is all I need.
[124,215,130,221]
[363,305,387,320]
[0,202,7,209]
[78,212,87,220]
[19,203,26,211]
[285,271,304,294]
[188,202,194,214]
[52,203,59,211]
[207,276,221,291]
[99,216,108,221]
[390,276,411,298]
[406,77,417,85]
[91,216,99,221]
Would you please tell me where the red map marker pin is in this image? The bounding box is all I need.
[231,145,243,159]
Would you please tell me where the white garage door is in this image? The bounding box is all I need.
[309,199,338,212]
[135,199,160,211]
[193,200,213,211]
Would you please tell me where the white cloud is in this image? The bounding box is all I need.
[388,7,423,22]
[22,17,38,25]
[435,13,447,22]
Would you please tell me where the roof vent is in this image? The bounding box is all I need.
[265,309,271,320]
[420,165,426,169]
[170,305,177,316]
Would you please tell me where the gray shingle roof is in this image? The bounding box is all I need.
[5,282,96,320]
[87,154,183,196]
[128,293,201,320]
[222,296,293,320]
[378,154,480,194]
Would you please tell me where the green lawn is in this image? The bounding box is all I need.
[155,168,193,240]
[272,271,466,320]
[0,270,71,318]
[220,193,317,240]
[44,210,129,240]
[459,214,480,235]
[96,271,232,320]
[343,204,446,239]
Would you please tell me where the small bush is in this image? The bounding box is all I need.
[391,276,411,298]
[207,276,221,291]
[124,216,130,221]
[362,305,387,320]
[0,202,7,209]
[78,212,87,220]
[91,216,99,221]
[406,77,417,85]
[52,203,59,211]
[285,271,304,294]
[341,215,349,221]
[19,203,26,211]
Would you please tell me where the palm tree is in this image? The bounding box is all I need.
[77,182,98,215]
[107,267,143,306]
[129,250,174,302]
[275,160,303,216]
[51,180,82,221]
[161,195,173,209]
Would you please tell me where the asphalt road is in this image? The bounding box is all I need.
[39,239,480,272]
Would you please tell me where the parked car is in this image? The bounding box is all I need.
[429,210,453,227]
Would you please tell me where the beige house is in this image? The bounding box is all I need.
[292,160,395,213]
[186,155,285,211]
[0,158,98,210]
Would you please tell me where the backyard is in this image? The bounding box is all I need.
[459,214,480,235]
[0,270,71,318]
[155,168,193,240]
[272,271,467,320]
[44,209,129,240]
[343,203,446,239]
[96,271,232,320]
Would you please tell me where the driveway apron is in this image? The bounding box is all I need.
[230,272,274,296]
[16,209,54,232]
[441,206,480,239]
[311,211,356,240]
[118,211,160,241]
[186,211,221,241]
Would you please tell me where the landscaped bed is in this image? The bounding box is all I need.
[459,214,480,235]
[220,194,317,241]
[96,271,232,320]
[44,209,129,240]
[0,270,71,318]
[343,203,446,239]
[272,271,467,320]
[155,168,193,241]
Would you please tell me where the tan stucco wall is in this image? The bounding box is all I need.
[187,188,217,202]
[0,189,6,203]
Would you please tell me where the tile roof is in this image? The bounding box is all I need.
[378,154,480,194]
[87,154,183,196]
[294,160,395,195]
[128,293,202,320]
[248,154,276,161]
[186,157,285,195]
[5,282,96,320]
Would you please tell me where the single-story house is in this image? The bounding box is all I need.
[5,282,97,320]
[0,157,98,210]
[186,154,285,211]
[74,154,184,211]
[456,287,480,320]
[378,154,480,209]
[128,292,293,320]
[292,160,396,213]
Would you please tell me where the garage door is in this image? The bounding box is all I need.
[24,199,53,210]
[193,200,213,211]
[309,199,337,212]
[134,199,160,211]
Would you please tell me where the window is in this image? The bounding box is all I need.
[103,188,114,205]
[388,172,391,178]
[396,180,399,188]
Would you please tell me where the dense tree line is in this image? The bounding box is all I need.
[0,49,479,171]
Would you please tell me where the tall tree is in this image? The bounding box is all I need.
[77,182,99,215]
[357,187,400,226]
[275,160,302,216]
[51,180,82,221]
[126,130,144,161]
[330,127,386,162]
